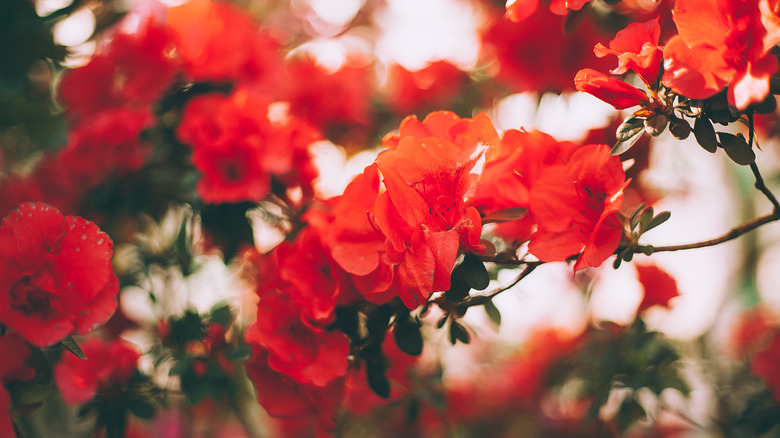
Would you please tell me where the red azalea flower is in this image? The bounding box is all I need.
[635,263,679,312]
[177,88,320,203]
[483,6,612,93]
[575,68,649,109]
[246,291,349,388]
[662,0,780,109]
[506,0,590,22]
[0,334,35,437]
[58,18,178,119]
[55,337,141,405]
[383,61,467,115]
[0,203,119,347]
[473,129,579,243]
[282,56,373,133]
[593,18,663,86]
[529,144,628,272]
[373,112,496,308]
[56,108,154,190]
[166,0,282,85]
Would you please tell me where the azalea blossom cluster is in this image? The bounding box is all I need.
[3,0,780,436]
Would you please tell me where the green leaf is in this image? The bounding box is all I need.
[616,116,645,141]
[611,130,644,156]
[637,206,655,234]
[693,117,718,153]
[484,300,501,326]
[394,318,423,356]
[718,132,755,165]
[9,401,44,418]
[644,113,668,136]
[366,361,390,398]
[461,253,490,291]
[615,398,645,433]
[127,400,156,419]
[445,265,470,301]
[481,207,528,224]
[628,203,647,230]
[436,315,448,329]
[449,321,470,345]
[209,303,233,327]
[668,116,691,140]
[61,335,86,360]
[644,211,671,234]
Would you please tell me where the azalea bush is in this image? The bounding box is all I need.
[4,0,780,436]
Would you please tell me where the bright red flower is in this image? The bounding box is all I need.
[575,68,649,109]
[0,203,119,347]
[483,6,612,93]
[55,337,141,405]
[58,18,178,119]
[0,334,35,437]
[373,112,496,308]
[662,0,780,109]
[593,18,663,86]
[474,129,579,243]
[635,263,679,312]
[166,0,283,85]
[245,291,349,434]
[529,144,628,272]
[177,88,320,203]
[307,165,397,304]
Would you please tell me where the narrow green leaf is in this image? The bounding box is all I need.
[616,115,645,142]
[637,206,654,234]
[436,315,448,329]
[484,300,501,327]
[449,321,470,345]
[366,361,390,398]
[693,117,717,153]
[61,335,87,360]
[611,130,644,156]
[644,211,671,233]
[718,132,755,165]
[628,203,647,230]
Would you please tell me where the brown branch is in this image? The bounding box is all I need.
[458,261,542,307]
[651,211,780,253]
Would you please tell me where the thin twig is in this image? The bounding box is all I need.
[748,113,780,212]
[652,211,780,252]
[459,261,542,307]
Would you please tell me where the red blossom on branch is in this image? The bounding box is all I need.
[373,111,496,307]
[529,144,628,272]
[593,18,664,86]
[0,203,119,347]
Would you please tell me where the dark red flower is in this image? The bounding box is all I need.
[0,203,119,346]
[373,112,496,307]
[529,144,628,272]
[635,263,679,312]
[55,337,141,405]
[574,68,649,109]
[58,18,178,119]
[177,88,320,203]
[483,6,612,93]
